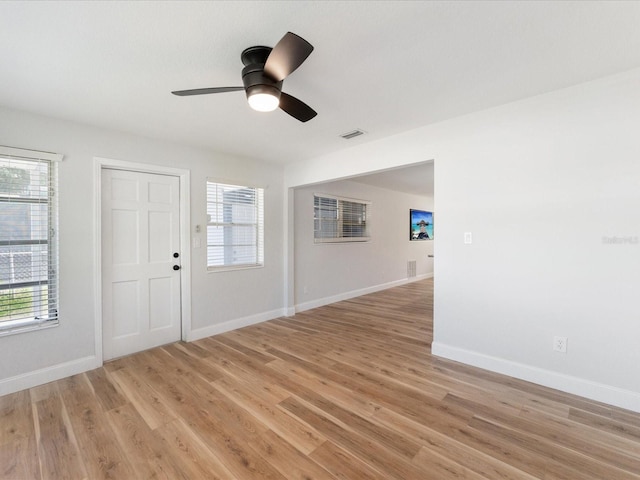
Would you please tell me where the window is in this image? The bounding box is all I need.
[314,194,370,243]
[0,146,61,335]
[206,181,264,270]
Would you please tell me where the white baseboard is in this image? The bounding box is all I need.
[295,273,433,314]
[188,308,286,342]
[432,342,640,414]
[0,355,101,397]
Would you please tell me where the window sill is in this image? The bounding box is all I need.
[0,319,59,337]
[207,264,264,273]
[314,237,371,244]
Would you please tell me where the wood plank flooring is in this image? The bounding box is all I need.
[2,278,640,479]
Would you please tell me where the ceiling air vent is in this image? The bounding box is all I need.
[340,129,366,140]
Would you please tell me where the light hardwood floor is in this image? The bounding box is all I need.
[2,278,640,479]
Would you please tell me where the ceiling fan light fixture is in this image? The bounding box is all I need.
[247,85,281,112]
[172,32,316,122]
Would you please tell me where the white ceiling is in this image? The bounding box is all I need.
[352,162,434,197]
[2,1,640,175]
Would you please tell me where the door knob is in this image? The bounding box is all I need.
[173,252,179,258]
[173,265,181,271]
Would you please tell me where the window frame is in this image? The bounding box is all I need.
[206,179,265,272]
[313,193,371,244]
[0,145,62,337]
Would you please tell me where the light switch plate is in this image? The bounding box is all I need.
[464,232,473,244]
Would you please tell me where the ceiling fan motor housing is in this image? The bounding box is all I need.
[242,65,282,101]
[241,46,283,101]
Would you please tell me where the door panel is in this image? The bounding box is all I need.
[149,211,172,262]
[149,277,173,330]
[112,209,139,264]
[102,169,181,360]
[112,280,140,337]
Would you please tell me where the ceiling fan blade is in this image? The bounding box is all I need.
[279,92,317,122]
[264,32,313,82]
[172,86,244,96]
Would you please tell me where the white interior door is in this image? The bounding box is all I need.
[102,168,182,360]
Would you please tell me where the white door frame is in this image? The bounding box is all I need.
[94,157,191,363]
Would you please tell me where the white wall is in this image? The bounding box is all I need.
[285,68,640,412]
[293,179,433,311]
[0,106,284,394]
[4,66,640,411]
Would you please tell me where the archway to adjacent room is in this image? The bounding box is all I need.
[285,160,435,320]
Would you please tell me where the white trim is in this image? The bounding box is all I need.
[313,192,373,205]
[295,273,433,313]
[284,187,295,317]
[206,176,265,191]
[93,160,103,363]
[0,355,100,397]
[431,342,640,414]
[207,264,264,274]
[0,145,64,162]
[0,320,59,338]
[93,156,192,363]
[313,236,371,244]
[188,308,286,341]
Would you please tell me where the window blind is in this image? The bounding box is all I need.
[314,194,370,243]
[206,181,264,270]
[0,147,60,334]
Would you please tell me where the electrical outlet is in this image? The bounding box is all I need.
[553,336,568,353]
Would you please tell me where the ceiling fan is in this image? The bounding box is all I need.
[172,32,317,122]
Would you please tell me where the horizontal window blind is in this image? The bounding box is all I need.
[206,181,264,270]
[0,149,59,334]
[314,194,370,243]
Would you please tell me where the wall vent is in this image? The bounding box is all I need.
[407,260,417,278]
[340,129,366,140]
